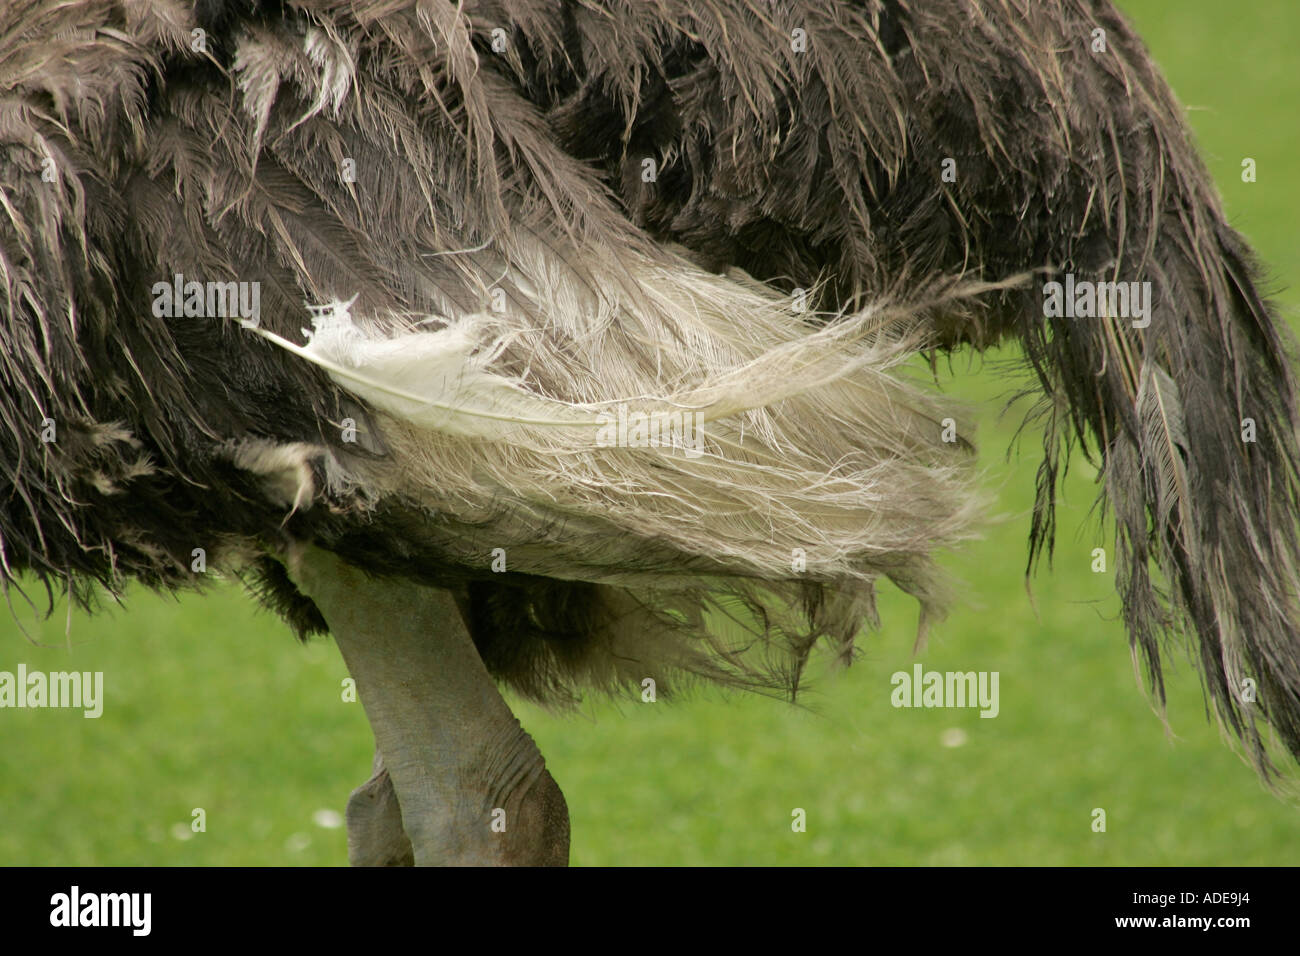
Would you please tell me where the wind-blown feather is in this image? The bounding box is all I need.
[258,299,605,435]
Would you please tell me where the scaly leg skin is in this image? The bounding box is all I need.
[286,544,570,866]
[346,749,414,866]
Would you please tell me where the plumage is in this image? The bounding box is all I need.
[3,0,1299,796]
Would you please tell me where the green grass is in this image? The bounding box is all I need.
[3,0,1300,865]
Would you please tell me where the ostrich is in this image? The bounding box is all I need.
[3,0,1299,866]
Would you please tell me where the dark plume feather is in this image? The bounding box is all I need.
[2,0,1299,783]
[503,0,1300,776]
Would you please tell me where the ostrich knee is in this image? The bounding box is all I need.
[346,751,414,866]
[285,544,570,866]
[512,765,569,866]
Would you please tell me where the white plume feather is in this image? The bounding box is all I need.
[252,298,602,437]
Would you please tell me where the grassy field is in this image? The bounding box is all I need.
[2,0,1299,865]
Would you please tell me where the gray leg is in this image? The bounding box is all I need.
[287,544,569,866]
[346,749,414,866]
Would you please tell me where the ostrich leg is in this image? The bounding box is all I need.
[344,749,414,866]
[285,544,570,866]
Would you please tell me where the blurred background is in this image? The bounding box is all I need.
[2,0,1298,865]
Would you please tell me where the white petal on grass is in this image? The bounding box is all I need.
[169,822,195,842]
[313,808,344,829]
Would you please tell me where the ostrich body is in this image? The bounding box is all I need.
[4,0,1300,865]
